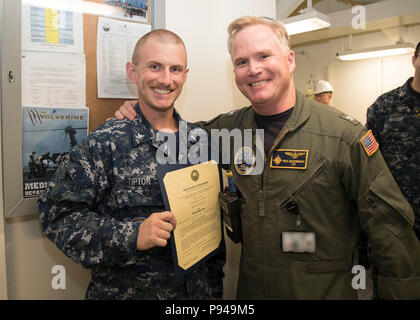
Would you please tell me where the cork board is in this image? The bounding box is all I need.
[83,0,151,131]
[2,1,154,217]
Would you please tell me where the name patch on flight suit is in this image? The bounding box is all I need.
[270,149,309,169]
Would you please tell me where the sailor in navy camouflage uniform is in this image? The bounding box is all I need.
[38,29,225,300]
[364,42,420,299]
[366,41,420,238]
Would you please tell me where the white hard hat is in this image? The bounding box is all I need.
[313,80,334,94]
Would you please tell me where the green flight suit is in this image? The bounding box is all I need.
[201,91,420,299]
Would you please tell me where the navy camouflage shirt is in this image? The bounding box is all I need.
[38,104,225,299]
[366,77,420,232]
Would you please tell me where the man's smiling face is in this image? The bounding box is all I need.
[231,24,295,114]
[127,37,188,113]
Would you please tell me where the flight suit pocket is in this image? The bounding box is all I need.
[291,259,355,299]
[278,201,311,231]
[277,155,330,229]
[360,192,408,236]
[368,171,414,225]
[359,171,414,236]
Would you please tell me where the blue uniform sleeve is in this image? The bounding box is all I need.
[366,99,382,146]
[38,137,140,269]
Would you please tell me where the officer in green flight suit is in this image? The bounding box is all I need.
[115,17,420,299]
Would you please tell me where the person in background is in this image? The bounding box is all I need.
[114,17,420,299]
[38,29,225,300]
[366,41,420,240]
[364,41,420,299]
[313,80,334,105]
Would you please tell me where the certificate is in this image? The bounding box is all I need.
[157,160,223,277]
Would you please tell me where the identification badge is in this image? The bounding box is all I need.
[281,231,316,253]
[270,149,308,169]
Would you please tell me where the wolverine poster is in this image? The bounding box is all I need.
[23,107,89,198]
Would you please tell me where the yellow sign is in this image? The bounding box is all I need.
[45,9,59,44]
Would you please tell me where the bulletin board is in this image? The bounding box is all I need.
[86,0,148,130]
[1,0,163,218]
[86,0,153,130]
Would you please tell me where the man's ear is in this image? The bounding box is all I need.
[287,50,296,74]
[183,68,189,83]
[126,62,137,83]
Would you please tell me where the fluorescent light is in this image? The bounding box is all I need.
[337,43,415,61]
[282,9,331,35]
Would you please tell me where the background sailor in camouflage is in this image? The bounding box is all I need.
[38,29,225,300]
[364,41,420,299]
[367,41,420,237]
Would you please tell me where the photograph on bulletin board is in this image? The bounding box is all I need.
[22,107,89,199]
[104,0,151,24]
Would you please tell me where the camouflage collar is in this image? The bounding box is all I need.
[129,103,179,147]
[129,103,195,149]
[399,77,416,104]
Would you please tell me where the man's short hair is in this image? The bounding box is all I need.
[132,29,187,65]
[415,41,420,57]
[227,16,291,56]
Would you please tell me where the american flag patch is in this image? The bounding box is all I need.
[360,130,379,156]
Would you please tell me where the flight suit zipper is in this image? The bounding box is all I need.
[258,190,264,217]
[260,129,290,216]
[261,128,290,297]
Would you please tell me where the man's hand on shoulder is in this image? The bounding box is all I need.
[115,100,138,120]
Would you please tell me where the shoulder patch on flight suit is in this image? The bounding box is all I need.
[270,149,309,169]
[234,147,256,175]
[360,130,379,157]
[339,113,360,126]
